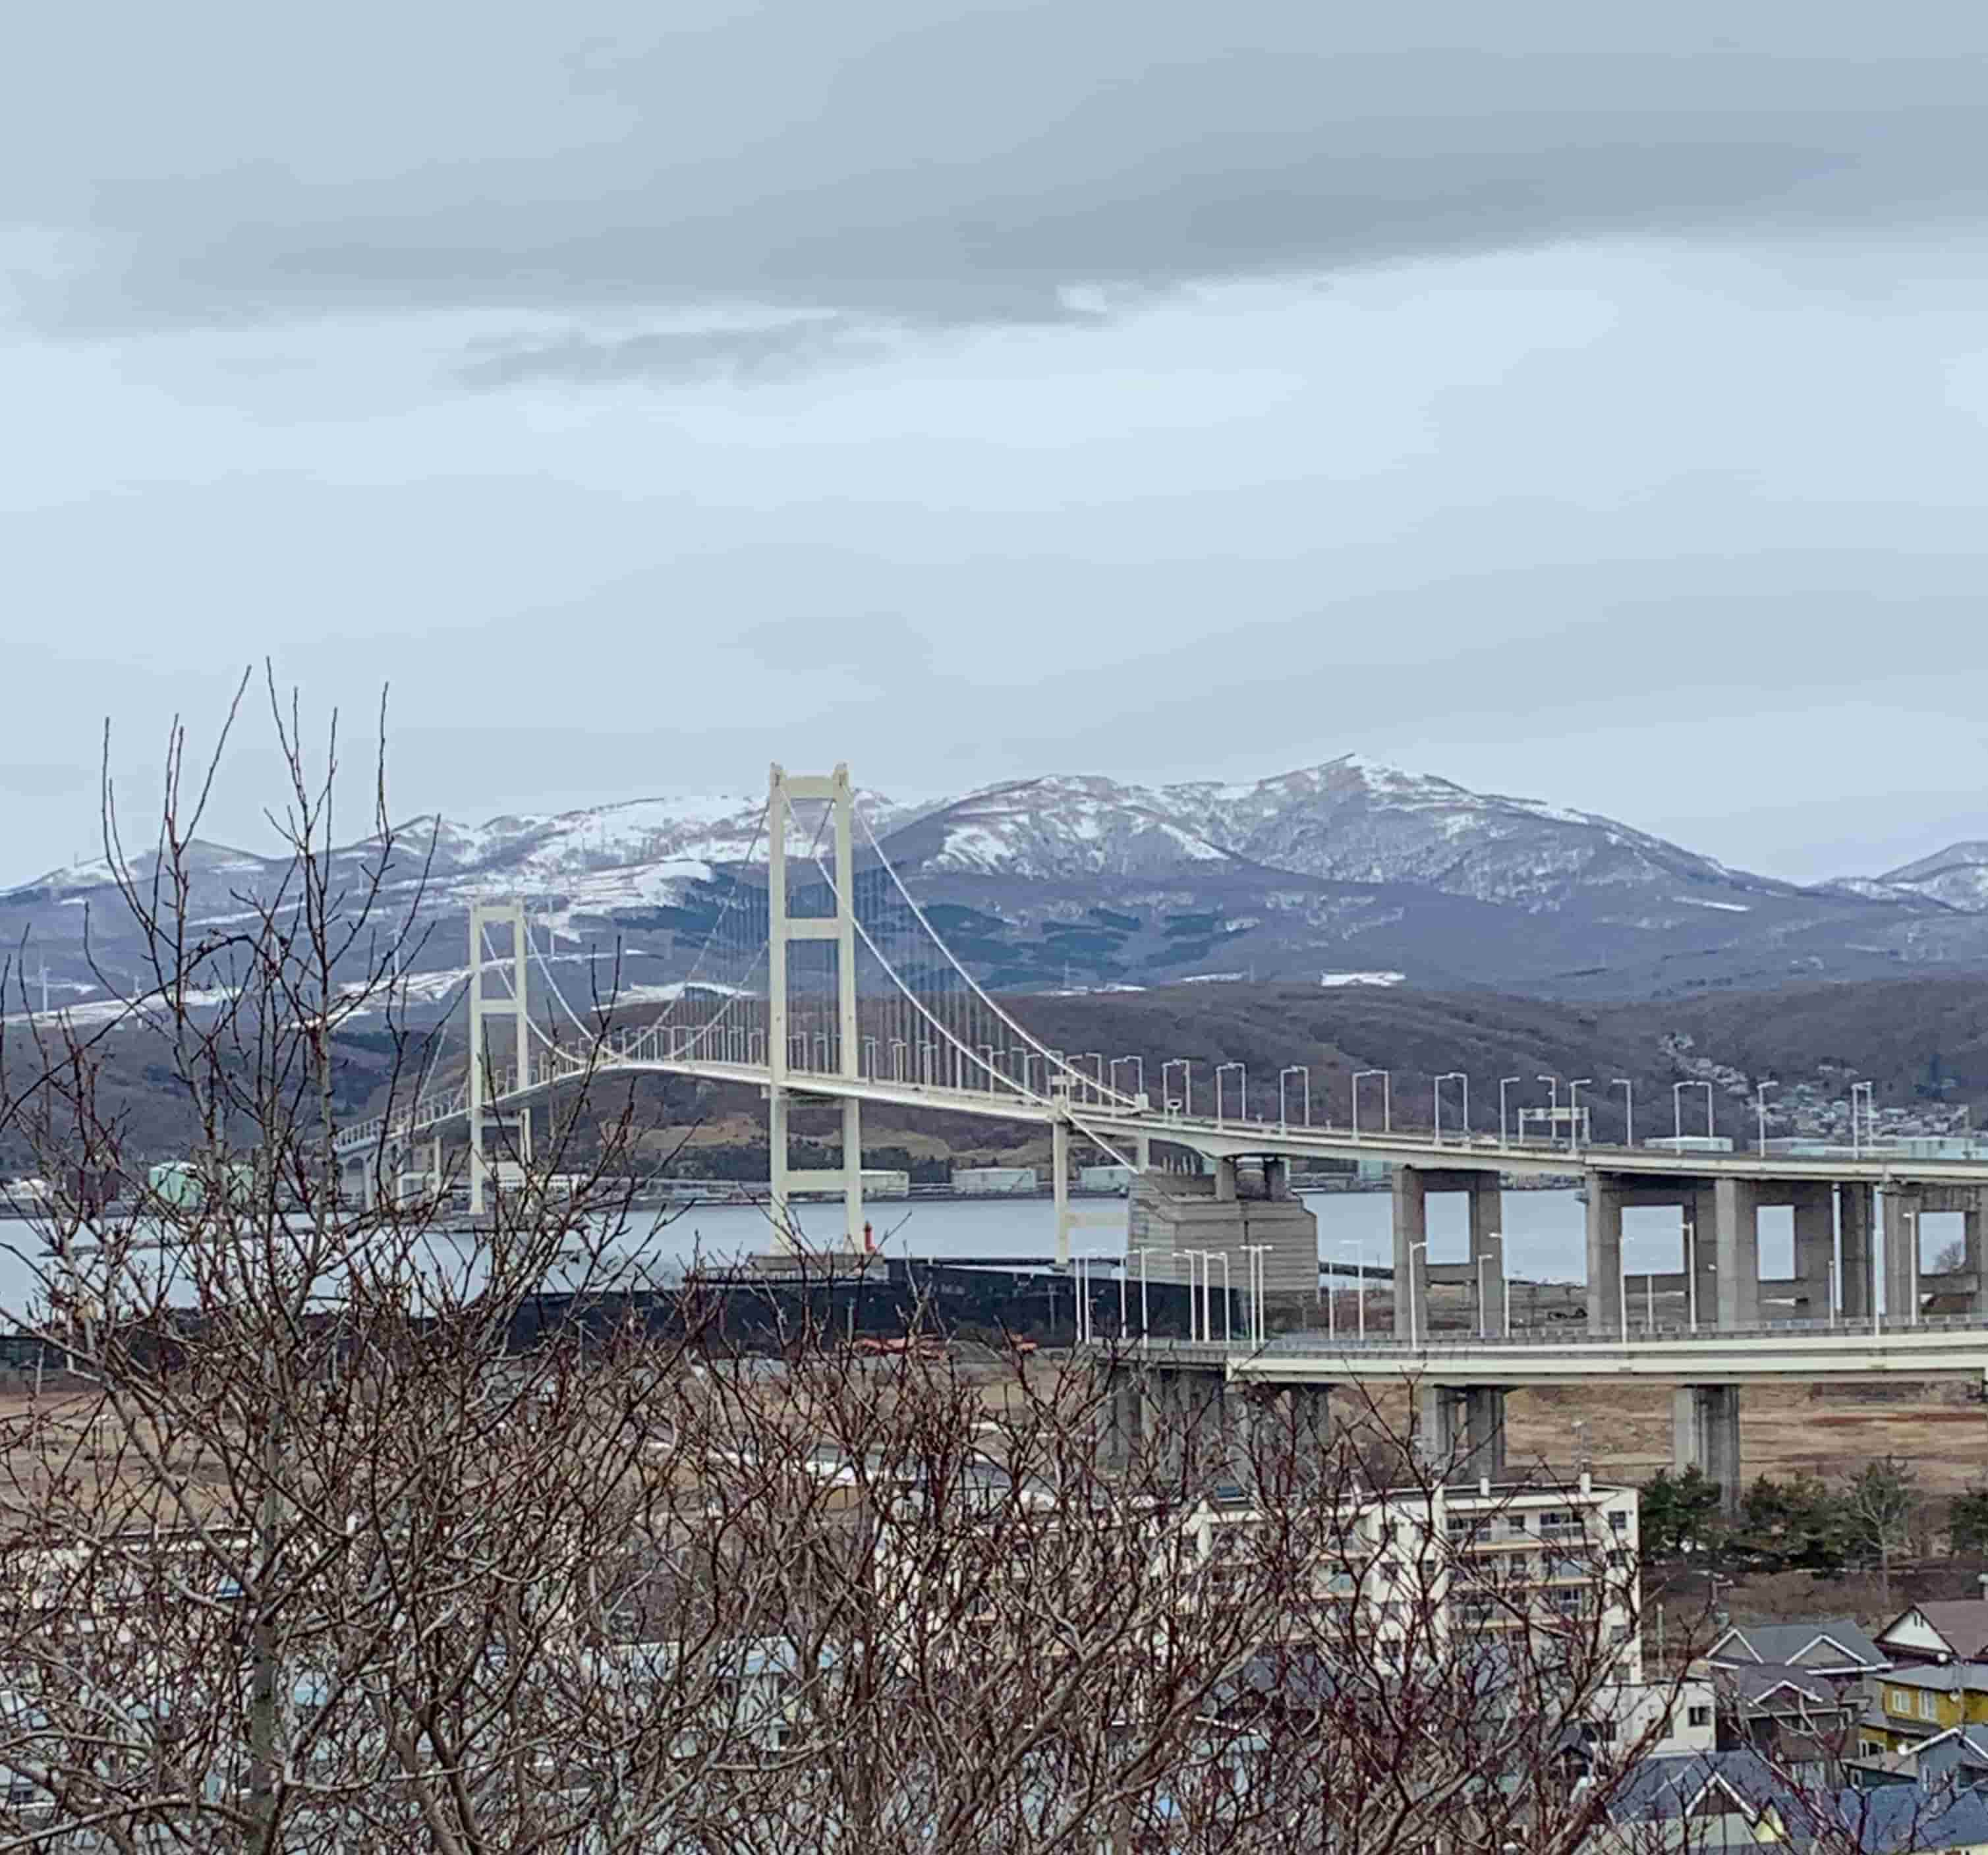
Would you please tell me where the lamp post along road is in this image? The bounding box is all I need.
[1538,1075,1560,1149]
[1279,1065,1310,1131]
[1216,1062,1246,1128]
[1499,1077,1519,1145]
[1614,1078,1634,1147]
[1570,1079,1592,1155]
[1436,1071,1467,1144]
[1242,1243,1271,1348]
[1756,1080,1775,1155]
[1908,1209,1921,1326]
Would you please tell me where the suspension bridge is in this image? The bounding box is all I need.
[335,764,1988,1283]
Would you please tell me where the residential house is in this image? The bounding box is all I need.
[1590,1748,1988,1855]
[1882,1604,1988,1670]
[1709,1617,1891,1678]
[1709,1616,1890,1762]
[1868,1664,1988,1755]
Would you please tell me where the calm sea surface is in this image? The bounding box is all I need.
[0,1185,1836,1319]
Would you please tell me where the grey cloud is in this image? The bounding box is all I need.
[455,297,1108,387]
[9,5,1988,364]
[456,316,884,387]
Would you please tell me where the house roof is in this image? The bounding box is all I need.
[1709,1618,1889,1673]
[1913,1724,1988,1769]
[1832,1783,1988,1852]
[1883,1601,1988,1662]
[1612,1752,1988,1852]
[1879,1664,1988,1698]
[1716,1663,1854,1713]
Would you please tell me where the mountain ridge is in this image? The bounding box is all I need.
[6,754,1987,1010]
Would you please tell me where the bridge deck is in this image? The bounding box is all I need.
[1097,1319,1988,1386]
[339,1051,1988,1188]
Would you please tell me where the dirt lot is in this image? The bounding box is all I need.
[1506,1381,1988,1494]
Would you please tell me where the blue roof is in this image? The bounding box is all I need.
[1612,1752,1988,1853]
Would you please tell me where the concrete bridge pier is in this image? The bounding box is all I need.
[1391,1167,1505,1339]
[1790,1182,1836,1321]
[1840,1182,1876,1319]
[1881,1184,1988,1319]
[1884,1187,1919,1321]
[1103,1363,1145,1469]
[1711,1179,1762,1327]
[1417,1383,1507,1479]
[1588,1175,1725,1331]
[1673,1385,1743,1513]
[1288,1383,1332,1449]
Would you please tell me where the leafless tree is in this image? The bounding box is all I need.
[0,682,1702,1853]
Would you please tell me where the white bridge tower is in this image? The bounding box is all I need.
[467,899,530,1217]
[768,764,865,1255]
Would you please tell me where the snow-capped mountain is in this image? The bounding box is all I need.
[888,757,1782,912]
[1876,842,1988,913]
[7,756,1988,1011]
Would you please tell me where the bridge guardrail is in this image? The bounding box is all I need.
[1093,1311,1988,1361]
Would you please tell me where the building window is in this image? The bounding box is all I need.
[1688,1706,1713,1730]
[1888,1689,1912,1717]
[1921,1692,1939,1722]
[1609,1512,1628,1533]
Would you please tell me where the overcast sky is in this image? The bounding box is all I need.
[6,3,1988,886]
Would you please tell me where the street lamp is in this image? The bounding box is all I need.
[1436,1071,1468,1143]
[1241,1243,1272,1347]
[1673,1079,1716,1142]
[1084,1249,1116,1337]
[1216,1062,1247,1127]
[1212,1251,1232,1345]
[1569,1079,1593,1155]
[1499,1077,1520,1146]
[1613,1078,1634,1148]
[1755,1080,1776,1155]
[1187,1250,1216,1344]
[1279,1065,1310,1130]
[1908,1207,1921,1327]
[1353,1070,1391,1136]
[1130,1245,1156,1338]
[1180,1251,1201,1342]
[1537,1075,1560,1147]
[1110,1055,1145,1104]
[1683,1214,1699,1334]
[1163,1060,1193,1120]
